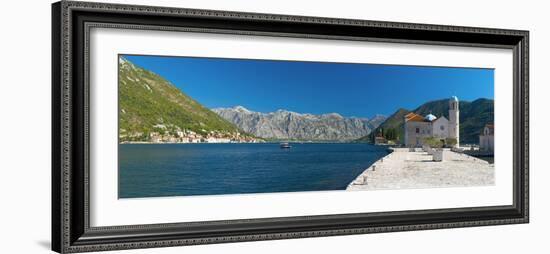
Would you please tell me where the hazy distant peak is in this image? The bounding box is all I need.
[370,114,387,120]
[274,109,299,115]
[211,105,253,114]
[233,105,251,113]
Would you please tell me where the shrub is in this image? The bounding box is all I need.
[423,137,445,148]
[445,138,457,147]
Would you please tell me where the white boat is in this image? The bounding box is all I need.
[280,142,291,149]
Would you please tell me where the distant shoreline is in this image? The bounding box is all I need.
[119,141,375,145]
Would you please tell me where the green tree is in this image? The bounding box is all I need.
[445,138,457,147]
[423,137,445,148]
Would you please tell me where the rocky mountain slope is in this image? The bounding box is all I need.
[118,57,252,142]
[213,106,386,141]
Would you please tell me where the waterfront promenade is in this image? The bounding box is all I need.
[347,148,494,190]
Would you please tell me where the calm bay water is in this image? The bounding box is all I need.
[119,143,388,198]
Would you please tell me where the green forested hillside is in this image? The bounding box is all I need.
[118,57,243,141]
[359,98,494,144]
[355,108,409,143]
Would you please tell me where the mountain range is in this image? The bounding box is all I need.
[119,57,383,142]
[213,106,386,141]
[119,57,492,144]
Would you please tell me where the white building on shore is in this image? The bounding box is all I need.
[479,124,494,152]
[404,96,460,147]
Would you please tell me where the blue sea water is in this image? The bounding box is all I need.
[119,143,388,198]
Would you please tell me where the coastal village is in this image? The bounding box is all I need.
[120,124,264,144]
[349,96,495,190]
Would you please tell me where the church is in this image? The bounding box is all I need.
[404,96,460,147]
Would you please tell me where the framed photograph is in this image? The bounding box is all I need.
[52,1,529,253]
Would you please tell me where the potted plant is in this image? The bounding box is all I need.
[423,137,445,161]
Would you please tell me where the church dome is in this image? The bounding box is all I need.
[451,96,458,101]
[425,114,437,121]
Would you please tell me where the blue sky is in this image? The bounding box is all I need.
[123,54,494,118]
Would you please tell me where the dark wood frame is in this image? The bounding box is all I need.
[52,1,529,253]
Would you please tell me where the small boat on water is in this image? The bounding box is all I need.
[280,142,291,149]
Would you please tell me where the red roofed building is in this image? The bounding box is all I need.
[404,97,460,147]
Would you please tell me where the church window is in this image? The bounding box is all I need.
[416,128,419,134]
[440,125,445,131]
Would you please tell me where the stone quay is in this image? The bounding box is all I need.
[347,148,494,191]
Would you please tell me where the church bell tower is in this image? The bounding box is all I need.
[449,96,460,147]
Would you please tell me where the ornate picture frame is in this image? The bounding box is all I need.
[52,1,529,253]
